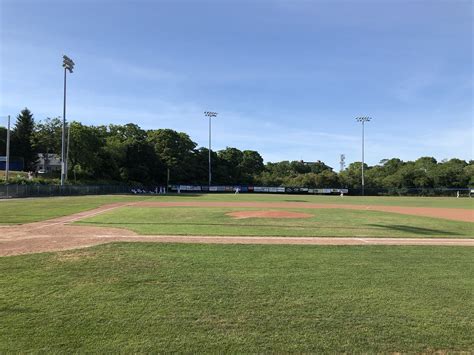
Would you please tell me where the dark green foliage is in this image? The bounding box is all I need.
[0,126,6,156]
[11,108,37,170]
[1,109,472,187]
[147,129,197,184]
[32,117,62,156]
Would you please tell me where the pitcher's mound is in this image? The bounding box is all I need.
[227,210,313,219]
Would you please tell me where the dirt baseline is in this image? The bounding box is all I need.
[1,201,473,256]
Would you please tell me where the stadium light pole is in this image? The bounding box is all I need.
[204,111,218,188]
[61,55,75,186]
[65,122,71,181]
[355,116,371,196]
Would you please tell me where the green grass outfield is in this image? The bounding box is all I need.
[0,193,473,225]
[0,243,472,353]
[78,206,474,238]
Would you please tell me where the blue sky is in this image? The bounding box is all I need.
[1,0,472,168]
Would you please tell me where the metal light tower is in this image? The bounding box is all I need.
[61,55,75,186]
[355,116,371,196]
[204,111,218,188]
[339,154,346,172]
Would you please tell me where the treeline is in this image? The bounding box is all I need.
[1,108,473,188]
[0,108,264,185]
[260,158,473,189]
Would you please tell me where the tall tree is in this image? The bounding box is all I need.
[339,162,368,188]
[463,164,474,186]
[216,147,244,184]
[433,159,468,188]
[68,122,107,179]
[11,108,36,170]
[0,126,6,156]
[147,129,197,183]
[32,117,62,155]
[106,124,161,183]
[308,160,332,174]
[241,150,264,183]
[32,117,62,172]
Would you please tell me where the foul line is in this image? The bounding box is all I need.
[28,203,132,230]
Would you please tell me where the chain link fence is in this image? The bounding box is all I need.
[349,187,472,197]
[0,184,131,199]
[0,184,471,199]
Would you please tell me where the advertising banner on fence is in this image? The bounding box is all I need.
[168,185,347,194]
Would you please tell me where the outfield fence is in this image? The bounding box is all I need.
[167,185,472,197]
[0,183,471,199]
[0,184,130,199]
[349,187,472,197]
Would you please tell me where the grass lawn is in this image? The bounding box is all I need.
[0,193,472,225]
[155,193,474,209]
[0,170,28,178]
[0,195,148,224]
[78,206,474,238]
[0,243,472,352]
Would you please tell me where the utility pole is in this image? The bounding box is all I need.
[204,111,218,188]
[355,116,372,196]
[5,115,10,182]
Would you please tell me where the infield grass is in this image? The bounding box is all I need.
[0,195,145,224]
[0,193,472,225]
[0,243,472,353]
[155,193,474,209]
[78,206,474,238]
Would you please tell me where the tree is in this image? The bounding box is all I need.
[463,164,474,186]
[189,147,216,185]
[32,117,62,173]
[0,126,6,156]
[241,150,264,183]
[380,158,404,175]
[105,124,162,183]
[315,170,339,187]
[433,159,468,188]
[265,161,293,179]
[11,108,37,170]
[216,147,244,184]
[147,129,197,184]
[308,160,332,174]
[33,117,62,155]
[290,160,311,174]
[68,122,107,179]
[339,162,367,188]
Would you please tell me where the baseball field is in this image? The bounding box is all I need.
[0,193,473,352]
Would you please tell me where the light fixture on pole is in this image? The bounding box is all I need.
[204,111,218,188]
[355,116,371,196]
[61,55,75,186]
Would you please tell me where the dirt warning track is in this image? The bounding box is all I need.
[1,201,473,256]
